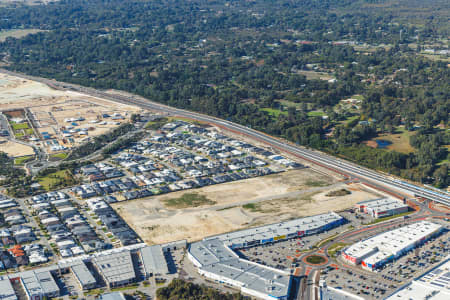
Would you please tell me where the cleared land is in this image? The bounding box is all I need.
[0,73,141,152]
[0,138,35,157]
[112,168,382,244]
[0,29,44,42]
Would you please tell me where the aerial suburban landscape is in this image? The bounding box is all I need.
[0,0,448,300]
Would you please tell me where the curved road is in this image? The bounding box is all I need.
[1,69,449,207]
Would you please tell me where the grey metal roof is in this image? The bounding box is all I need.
[189,238,238,267]
[209,212,343,246]
[99,292,127,300]
[191,239,291,298]
[139,245,169,275]
[0,276,17,300]
[200,255,291,298]
[19,269,59,297]
[93,251,136,284]
[71,260,96,287]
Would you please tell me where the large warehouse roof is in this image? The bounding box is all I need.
[189,237,238,267]
[357,198,408,213]
[209,212,343,246]
[190,238,291,299]
[344,221,442,262]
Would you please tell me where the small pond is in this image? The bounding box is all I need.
[375,139,392,149]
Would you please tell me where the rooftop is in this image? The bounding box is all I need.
[386,256,450,300]
[139,245,169,275]
[344,221,442,262]
[190,238,291,298]
[357,198,408,212]
[71,260,96,287]
[18,269,59,297]
[93,250,136,284]
[0,276,17,300]
[211,212,343,247]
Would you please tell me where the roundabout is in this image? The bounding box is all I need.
[303,254,328,266]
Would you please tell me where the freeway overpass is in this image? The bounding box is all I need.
[1,69,449,207]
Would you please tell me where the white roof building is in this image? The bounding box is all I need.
[386,256,450,300]
[343,221,443,270]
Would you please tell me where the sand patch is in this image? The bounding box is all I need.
[0,138,35,157]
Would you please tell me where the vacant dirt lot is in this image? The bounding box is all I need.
[0,138,35,157]
[157,169,333,207]
[112,168,382,244]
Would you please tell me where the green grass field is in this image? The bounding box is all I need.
[50,152,68,160]
[328,242,349,257]
[307,111,326,117]
[278,99,303,109]
[14,155,34,165]
[0,29,44,42]
[260,108,287,117]
[37,170,74,191]
[342,115,360,124]
[11,122,29,130]
[24,128,34,135]
[242,203,259,211]
[372,126,416,154]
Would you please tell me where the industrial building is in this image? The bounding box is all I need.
[93,250,136,288]
[0,243,172,298]
[189,238,291,300]
[0,276,17,300]
[70,260,97,290]
[385,256,450,300]
[342,221,443,271]
[355,198,409,219]
[9,268,60,300]
[139,245,169,277]
[188,212,345,300]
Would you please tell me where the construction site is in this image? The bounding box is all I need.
[0,73,141,156]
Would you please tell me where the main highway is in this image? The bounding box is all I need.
[1,68,449,207]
